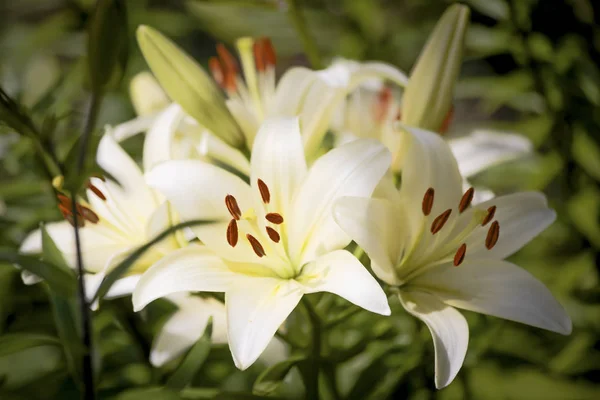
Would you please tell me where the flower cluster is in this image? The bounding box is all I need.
[20,4,570,389]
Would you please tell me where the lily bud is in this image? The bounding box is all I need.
[136,26,245,149]
[129,72,170,116]
[401,4,470,132]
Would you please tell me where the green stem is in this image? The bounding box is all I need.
[72,93,102,400]
[286,0,323,69]
[326,306,362,329]
[303,298,321,399]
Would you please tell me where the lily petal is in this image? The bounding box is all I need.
[449,130,532,178]
[226,277,303,370]
[151,295,227,367]
[269,67,318,117]
[299,250,390,315]
[111,114,158,142]
[398,124,463,221]
[413,259,572,335]
[250,117,307,229]
[347,61,409,90]
[132,245,234,311]
[399,290,468,389]
[197,131,251,176]
[467,192,556,259]
[289,139,391,265]
[20,221,129,274]
[333,197,402,285]
[143,104,186,171]
[146,159,253,223]
[98,132,158,220]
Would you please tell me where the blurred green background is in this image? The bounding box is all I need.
[1,0,600,399]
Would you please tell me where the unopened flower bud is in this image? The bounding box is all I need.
[401,4,470,132]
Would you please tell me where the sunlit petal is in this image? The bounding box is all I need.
[399,290,468,389]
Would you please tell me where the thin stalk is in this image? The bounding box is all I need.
[303,298,321,399]
[326,306,362,329]
[275,331,305,349]
[285,0,323,69]
[71,93,102,400]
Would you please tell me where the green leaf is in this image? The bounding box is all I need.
[572,126,600,181]
[252,355,306,396]
[40,224,72,274]
[0,250,75,298]
[112,387,181,400]
[88,0,129,91]
[0,334,60,357]
[49,292,83,384]
[166,318,213,390]
[213,393,275,400]
[93,219,215,302]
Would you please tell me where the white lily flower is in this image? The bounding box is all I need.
[207,37,352,156]
[334,125,571,388]
[328,59,532,200]
[19,131,242,365]
[20,131,185,299]
[112,72,251,175]
[133,117,392,369]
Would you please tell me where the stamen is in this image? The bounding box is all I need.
[481,205,496,226]
[66,214,84,228]
[215,43,238,92]
[453,243,467,266]
[440,106,454,134]
[485,221,500,250]
[266,226,280,243]
[374,87,392,123]
[422,187,435,216]
[262,38,276,67]
[57,193,70,208]
[78,206,99,224]
[431,209,452,234]
[257,179,270,204]
[209,57,225,87]
[265,213,284,224]
[225,195,242,220]
[458,187,474,213]
[58,203,71,218]
[216,43,238,74]
[246,234,266,257]
[227,219,238,247]
[87,183,106,201]
[253,40,265,72]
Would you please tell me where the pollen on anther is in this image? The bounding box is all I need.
[257,179,270,204]
[262,38,276,67]
[88,183,106,201]
[227,219,239,247]
[422,188,435,216]
[265,212,284,224]
[57,193,70,208]
[266,227,280,243]
[253,40,266,72]
[458,187,474,213]
[481,205,496,226]
[485,221,500,250]
[79,206,99,224]
[225,195,242,220]
[431,209,452,234]
[209,57,225,87]
[454,243,467,266]
[246,234,266,257]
